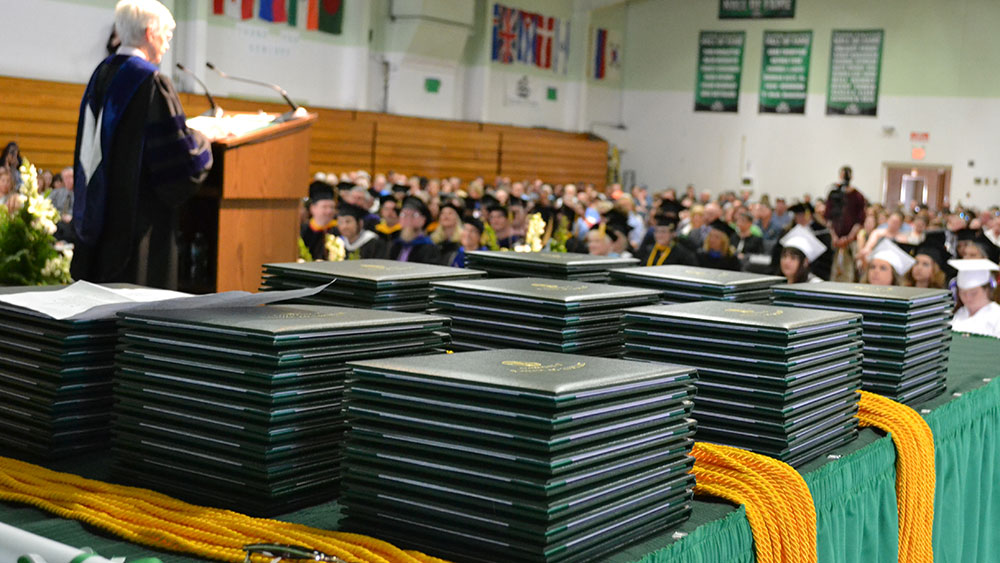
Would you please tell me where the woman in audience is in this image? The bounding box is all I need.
[1,142,22,189]
[0,167,19,213]
[949,259,1000,337]
[862,239,912,286]
[778,225,826,284]
[697,219,740,271]
[431,200,463,260]
[904,242,949,289]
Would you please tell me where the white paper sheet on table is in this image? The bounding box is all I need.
[0,280,331,321]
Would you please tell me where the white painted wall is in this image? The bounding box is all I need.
[621,90,1000,211]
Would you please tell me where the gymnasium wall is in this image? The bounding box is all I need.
[620,0,1000,210]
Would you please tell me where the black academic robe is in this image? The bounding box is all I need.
[301,220,337,261]
[636,242,698,267]
[70,54,212,289]
[696,250,741,271]
[389,235,441,264]
[343,231,387,260]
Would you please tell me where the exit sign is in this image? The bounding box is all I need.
[910,132,929,142]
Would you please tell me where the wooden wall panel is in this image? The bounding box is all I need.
[373,121,499,180]
[0,75,607,189]
[497,129,608,188]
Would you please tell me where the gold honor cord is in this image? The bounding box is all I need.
[855,390,935,563]
[0,457,448,563]
[691,442,818,563]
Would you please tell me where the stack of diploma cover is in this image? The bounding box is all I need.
[260,259,484,312]
[609,265,784,304]
[772,282,952,405]
[430,277,659,357]
[623,301,864,467]
[341,349,697,563]
[112,304,450,516]
[0,283,190,459]
[465,251,638,283]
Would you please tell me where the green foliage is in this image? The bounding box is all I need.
[0,159,72,285]
[297,237,314,262]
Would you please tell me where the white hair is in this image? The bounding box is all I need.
[115,0,175,49]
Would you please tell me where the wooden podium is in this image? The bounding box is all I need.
[178,112,316,293]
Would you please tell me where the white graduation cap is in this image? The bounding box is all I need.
[947,258,999,289]
[871,237,916,276]
[780,225,827,263]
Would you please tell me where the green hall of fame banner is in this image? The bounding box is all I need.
[719,0,795,19]
[826,29,884,116]
[695,31,745,113]
[759,30,812,114]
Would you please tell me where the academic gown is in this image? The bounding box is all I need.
[951,302,1000,338]
[389,234,441,264]
[70,54,212,289]
[696,250,741,271]
[301,219,337,261]
[343,230,387,260]
[636,242,698,267]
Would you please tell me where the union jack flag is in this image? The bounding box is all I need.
[492,4,517,64]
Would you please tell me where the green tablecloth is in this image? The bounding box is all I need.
[2,335,998,563]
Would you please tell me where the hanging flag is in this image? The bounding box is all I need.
[535,16,554,70]
[288,0,318,30]
[594,28,607,79]
[260,0,288,23]
[554,18,571,74]
[491,3,567,73]
[317,0,343,34]
[213,0,254,19]
[492,3,518,64]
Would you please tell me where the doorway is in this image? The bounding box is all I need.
[881,163,951,212]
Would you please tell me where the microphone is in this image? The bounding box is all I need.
[175,63,223,118]
[205,61,302,120]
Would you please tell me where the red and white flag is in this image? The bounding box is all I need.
[213,0,254,19]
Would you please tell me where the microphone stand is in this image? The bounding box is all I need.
[205,62,304,123]
[175,63,223,118]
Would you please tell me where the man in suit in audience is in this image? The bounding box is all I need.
[70,0,212,289]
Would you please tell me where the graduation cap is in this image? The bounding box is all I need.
[464,217,485,236]
[979,236,1000,263]
[308,181,334,203]
[440,199,466,218]
[923,230,947,250]
[480,193,501,209]
[708,218,737,240]
[556,205,577,223]
[379,194,399,208]
[948,258,999,289]
[335,202,368,221]
[604,210,633,242]
[780,224,827,262]
[789,202,811,215]
[337,181,356,192]
[391,184,410,195]
[914,242,952,274]
[659,199,686,218]
[955,228,978,242]
[871,237,916,276]
[508,197,526,209]
[652,213,678,230]
[401,196,432,226]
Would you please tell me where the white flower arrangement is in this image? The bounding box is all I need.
[324,233,346,261]
[0,158,72,284]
